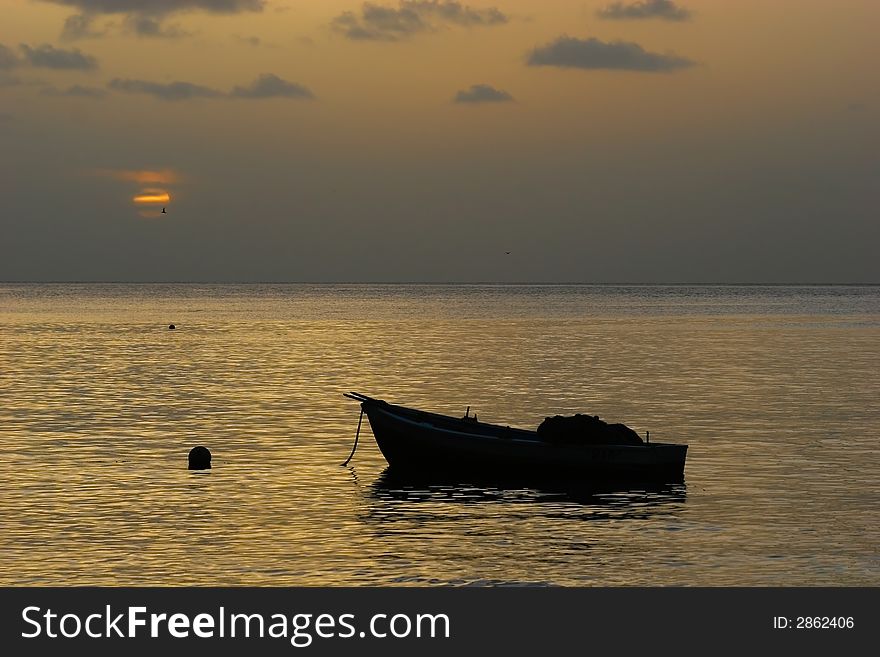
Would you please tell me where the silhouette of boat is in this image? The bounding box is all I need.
[344,393,687,482]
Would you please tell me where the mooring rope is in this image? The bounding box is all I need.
[341,408,363,466]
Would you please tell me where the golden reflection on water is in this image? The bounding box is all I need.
[0,285,878,585]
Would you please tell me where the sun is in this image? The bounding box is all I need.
[133,189,171,205]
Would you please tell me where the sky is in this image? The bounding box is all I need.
[1,0,877,283]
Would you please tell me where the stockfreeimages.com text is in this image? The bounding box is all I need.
[22,605,451,647]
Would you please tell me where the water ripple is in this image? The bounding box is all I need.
[0,284,878,585]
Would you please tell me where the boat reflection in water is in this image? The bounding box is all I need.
[359,469,688,587]
[369,467,687,511]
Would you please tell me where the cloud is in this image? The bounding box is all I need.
[123,15,191,39]
[40,1,265,15]
[0,43,20,69]
[108,78,223,101]
[331,1,508,42]
[527,36,695,72]
[60,14,105,40]
[4,42,100,71]
[42,1,266,41]
[108,75,315,101]
[42,84,107,98]
[230,73,314,99]
[453,83,513,104]
[597,1,692,21]
[64,13,191,40]
[19,44,98,70]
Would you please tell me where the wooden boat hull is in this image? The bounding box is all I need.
[361,399,687,482]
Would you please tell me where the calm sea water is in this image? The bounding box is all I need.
[0,284,878,586]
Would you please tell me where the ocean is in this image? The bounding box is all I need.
[0,284,877,585]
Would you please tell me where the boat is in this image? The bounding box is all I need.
[344,392,688,482]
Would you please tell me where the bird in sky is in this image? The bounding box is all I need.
[161,207,167,214]
[505,251,511,255]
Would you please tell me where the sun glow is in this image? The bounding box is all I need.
[97,169,182,185]
[133,189,171,204]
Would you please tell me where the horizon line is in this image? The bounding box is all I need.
[2,280,879,287]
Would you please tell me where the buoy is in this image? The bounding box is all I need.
[169,324,176,330]
[188,446,211,470]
